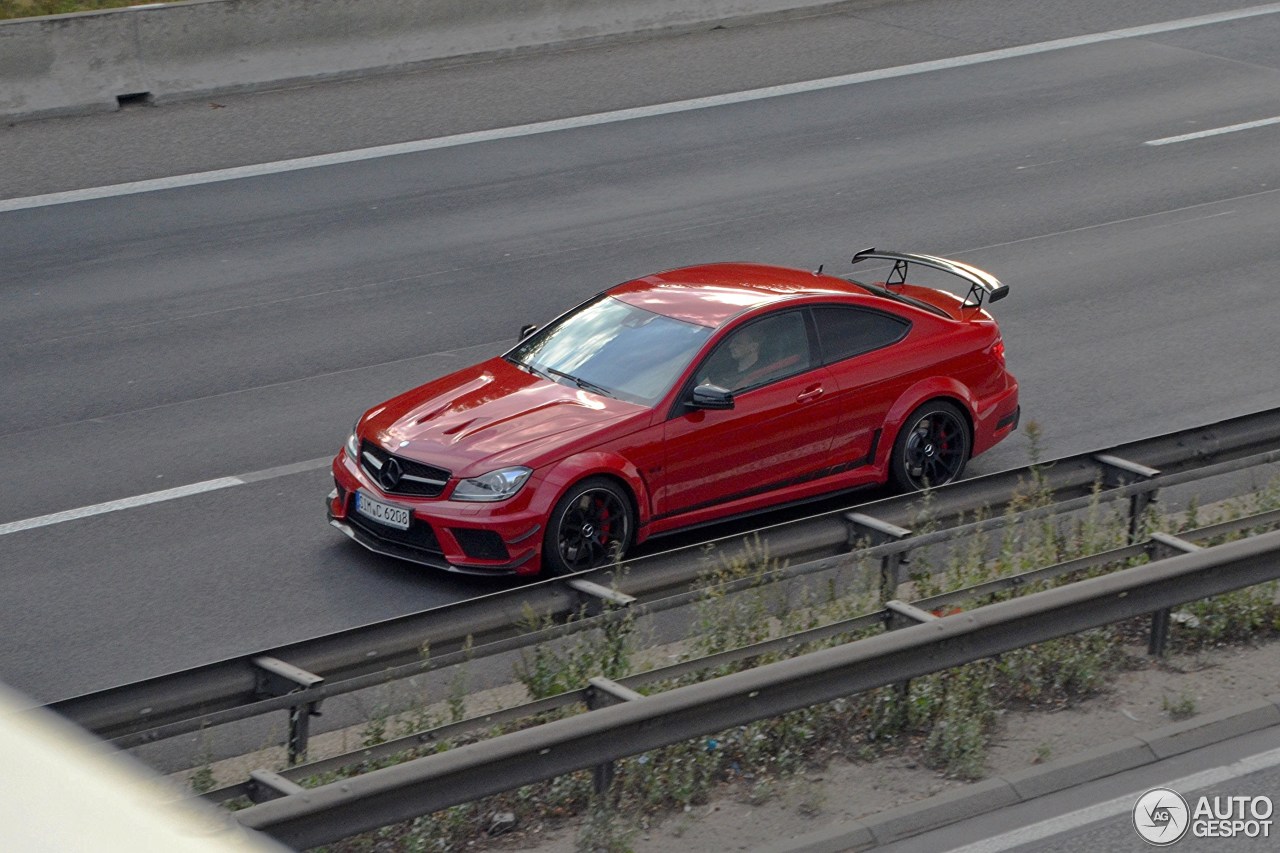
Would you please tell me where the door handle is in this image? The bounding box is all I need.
[797,386,824,404]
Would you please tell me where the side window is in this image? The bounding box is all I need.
[698,311,814,393]
[812,305,910,364]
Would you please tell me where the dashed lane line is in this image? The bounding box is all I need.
[1146,115,1280,145]
[0,457,332,537]
[2,3,1279,212]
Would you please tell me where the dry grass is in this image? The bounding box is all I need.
[0,0,174,22]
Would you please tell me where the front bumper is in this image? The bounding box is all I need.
[328,453,546,576]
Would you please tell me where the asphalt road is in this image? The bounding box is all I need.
[1,0,1278,705]
[880,725,1280,853]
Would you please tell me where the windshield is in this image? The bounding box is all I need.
[507,296,713,405]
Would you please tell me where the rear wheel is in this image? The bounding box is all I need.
[543,477,634,575]
[889,401,971,491]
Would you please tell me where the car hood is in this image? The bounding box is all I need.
[361,358,645,476]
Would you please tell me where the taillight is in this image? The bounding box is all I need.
[992,339,1006,365]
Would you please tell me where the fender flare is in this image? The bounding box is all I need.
[880,378,976,467]
[539,451,653,540]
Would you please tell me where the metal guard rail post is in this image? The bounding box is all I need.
[205,506,1280,806]
[236,529,1280,849]
[40,407,1280,750]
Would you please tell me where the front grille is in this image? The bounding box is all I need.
[360,441,451,497]
[347,510,443,554]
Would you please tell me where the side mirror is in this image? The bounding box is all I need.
[689,383,734,410]
[518,324,538,341]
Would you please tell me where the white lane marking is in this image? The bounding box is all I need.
[5,183,1278,536]
[969,185,1275,253]
[1146,115,1280,145]
[940,745,1280,853]
[236,456,335,483]
[0,478,243,536]
[3,4,1279,213]
[0,456,334,537]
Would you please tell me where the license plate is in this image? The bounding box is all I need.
[354,491,411,530]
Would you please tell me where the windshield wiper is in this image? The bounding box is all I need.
[507,356,555,383]
[547,368,614,398]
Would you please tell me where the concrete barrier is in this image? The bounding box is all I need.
[0,0,849,120]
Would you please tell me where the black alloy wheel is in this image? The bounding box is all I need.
[890,400,971,491]
[544,477,634,575]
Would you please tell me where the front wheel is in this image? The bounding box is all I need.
[542,477,634,575]
[889,401,971,491]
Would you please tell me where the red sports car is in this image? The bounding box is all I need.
[328,249,1019,576]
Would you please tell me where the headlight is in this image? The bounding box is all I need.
[452,467,533,502]
[344,427,360,461]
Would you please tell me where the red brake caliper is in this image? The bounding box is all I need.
[596,497,611,543]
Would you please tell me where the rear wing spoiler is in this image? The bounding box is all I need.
[851,248,1009,307]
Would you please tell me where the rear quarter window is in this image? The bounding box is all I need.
[812,305,910,364]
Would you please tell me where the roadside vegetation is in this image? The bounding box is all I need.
[0,0,150,20]
[200,430,1280,852]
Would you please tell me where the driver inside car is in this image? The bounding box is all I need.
[701,319,803,392]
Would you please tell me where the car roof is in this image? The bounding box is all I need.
[607,263,862,328]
